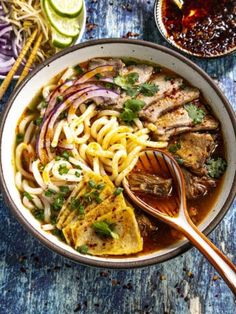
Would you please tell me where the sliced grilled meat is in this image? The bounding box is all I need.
[172,132,215,173]
[140,87,200,122]
[156,115,219,141]
[137,74,183,106]
[120,64,153,84]
[182,168,216,199]
[129,172,172,197]
[152,105,219,139]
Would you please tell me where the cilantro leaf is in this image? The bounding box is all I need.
[206,158,227,179]
[124,99,146,112]
[185,103,206,125]
[138,83,159,96]
[120,108,137,123]
[92,220,119,239]
[120,99,146,123]
[114,72,139,90]
[34,117,43,126]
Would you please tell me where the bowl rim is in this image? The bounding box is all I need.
[153,0,236,59]
[0,38,236,269]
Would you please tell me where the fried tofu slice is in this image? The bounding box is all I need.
[65,193,126,245]
[75,207,143,255]
[57,172,114,230]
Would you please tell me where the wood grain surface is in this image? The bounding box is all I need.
[0,1,235,313]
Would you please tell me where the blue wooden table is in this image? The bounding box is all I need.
[0,1,235,313]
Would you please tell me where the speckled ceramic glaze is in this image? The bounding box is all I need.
[0,39,235,268]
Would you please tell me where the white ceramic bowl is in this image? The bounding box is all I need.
[0,39,236,268]
[0,0,86,79]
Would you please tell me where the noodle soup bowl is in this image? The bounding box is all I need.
[0,39,236,268]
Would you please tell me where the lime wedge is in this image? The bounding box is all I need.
[48,0,83,18]
[52,28,73,48]
[43,0,80,37]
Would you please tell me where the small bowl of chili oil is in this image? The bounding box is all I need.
[154,0,236,58]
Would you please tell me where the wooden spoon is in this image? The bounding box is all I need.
[123,149,236,294]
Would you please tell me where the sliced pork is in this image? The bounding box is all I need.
[139,87,200,122]
[120,64,153,84]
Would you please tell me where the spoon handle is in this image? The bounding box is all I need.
[177,217,236,294]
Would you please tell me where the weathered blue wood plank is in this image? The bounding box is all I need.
[0,1,235,313]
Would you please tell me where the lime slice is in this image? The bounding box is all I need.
[42,0,80,37]
[48,0,83,18]
[52,28,73,48]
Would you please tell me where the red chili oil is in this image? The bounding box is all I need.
[161,0,236,57]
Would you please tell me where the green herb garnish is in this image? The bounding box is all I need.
[96,183,105,190]
[16,133,24,144]
[138,83,159,96]
[52,228,65,241]
[52,195,65,211]
[59,111,68,120]
[120,108,136,123]
[168,142,181,154]
[38,100,48,109]
[175,157,184,165]
[34,117,43,126]
[61,151,71,161]
[185,103,206,125]
[114,72,139,90]
[70,197,81,210]
[120,99,146,123]
[76,244,89,255]
[92,220,119,239]
[75,171,81,178]
[56,95,64,103]
[59,185,70,195]
[33,209,44,221]
[88,180,96,189]
[23,191,33,201]
[95,73,102,80]
[126,83,159,98]
[44,189,56,197]
[113,187,123,196]
[74,65,84,75]
[206,157,227,179]
[59,164,69,175]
